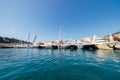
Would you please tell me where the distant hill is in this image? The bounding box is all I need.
[112,31,120,36]
[104,31,120,41]
[0,36,31,44]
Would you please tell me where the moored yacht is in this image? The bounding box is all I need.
[82,34,117,50]
[94,34,117,50]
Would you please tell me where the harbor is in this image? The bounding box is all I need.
[0,33,120,50]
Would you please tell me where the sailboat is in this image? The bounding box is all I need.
[51,27,63,49]
[56,27,78,49]
[63,39,78,49]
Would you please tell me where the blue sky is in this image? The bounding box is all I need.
[0,0,120,41]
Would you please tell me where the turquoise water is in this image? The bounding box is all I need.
[0,48,120,80]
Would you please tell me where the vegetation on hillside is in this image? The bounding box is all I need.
[0,36,31,44]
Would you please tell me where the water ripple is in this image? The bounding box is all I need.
[0,49,120,80]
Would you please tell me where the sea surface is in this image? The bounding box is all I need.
[0,48,120,80]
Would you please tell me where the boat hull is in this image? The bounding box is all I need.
[95,42,116,50]
[64,45,78,49]
[95,44,113,50]
[82,44,98,50]
[113,44,120,50]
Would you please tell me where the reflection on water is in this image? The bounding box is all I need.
[0,48,120,80]
[95,50,120,62]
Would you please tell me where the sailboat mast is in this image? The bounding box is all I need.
[27,33,31,47]
[92,34,96,43]
[28,33,30,43]
[59,27,62,41]
[58,27,62,49]
[33,35,37,44]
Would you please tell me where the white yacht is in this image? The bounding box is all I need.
[82,34,117,50]
[94,34,117,50]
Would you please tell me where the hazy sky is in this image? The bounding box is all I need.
[0,0,120,41]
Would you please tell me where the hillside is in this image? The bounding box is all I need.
[0,36,31,44]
